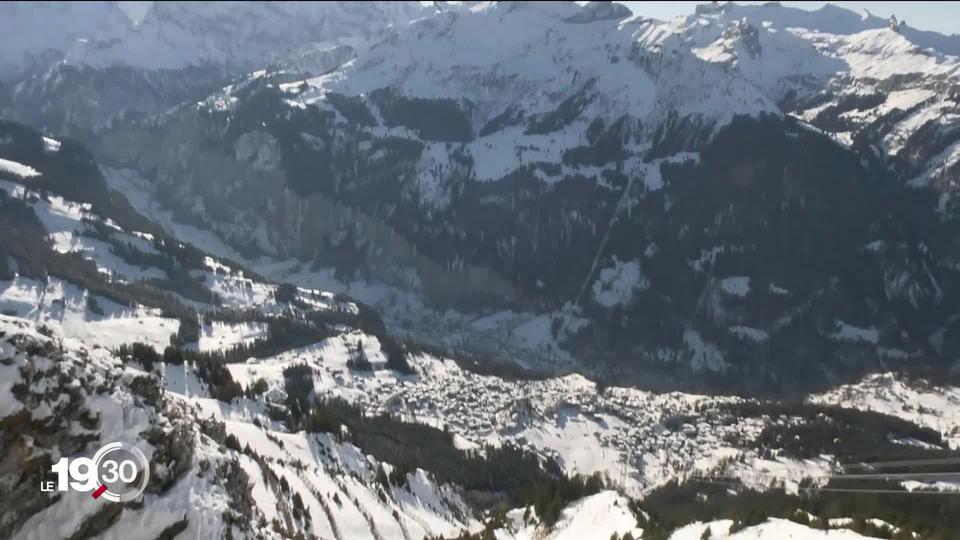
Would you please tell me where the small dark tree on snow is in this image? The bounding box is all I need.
[274,283,298,304]
[247,378,269,396]
[86,295,104,315]
[225,434,241,452]
[375,464,389,488]
[292,491,305,521]
[346,338,372,371]
[171,313,201,346]
[383,339,413,374]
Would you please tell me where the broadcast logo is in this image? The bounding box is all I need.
[41,442,150,502]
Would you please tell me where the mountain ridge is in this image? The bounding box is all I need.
[68,1,960,393]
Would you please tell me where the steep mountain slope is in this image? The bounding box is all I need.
[0,1,423,75]
[1,2,424,132]
[0,2,130,76]
[0,315,477,540]
[3,118,956,539]
[71,1,425,72]
[0,119,488,539]
[6,3,960,538]
[93,1,960,393]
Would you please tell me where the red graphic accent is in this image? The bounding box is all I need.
[92,485,108,499]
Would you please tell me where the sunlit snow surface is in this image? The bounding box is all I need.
[0,314,476,540]
[223,331,854,498]
[0,311,891,539]
[810,372,960,449]
[0,157,40,178]
[669,518,884,539]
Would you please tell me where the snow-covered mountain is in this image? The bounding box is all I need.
[3,116,956,539]
[0,1,424,130]
[70,1,424,72]
[0,2,130,76]
[5,2,960,537]
[85,1,960,393]
[0,1,423,75]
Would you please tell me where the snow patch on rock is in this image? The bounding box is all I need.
[592,259,649,308]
